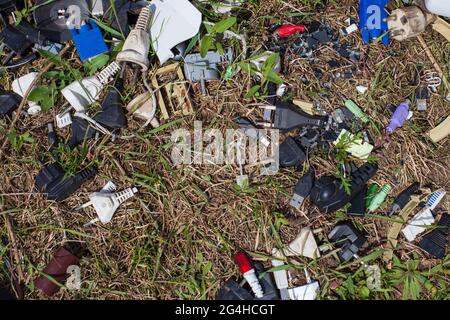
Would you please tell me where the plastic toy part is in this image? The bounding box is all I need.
[61,62,121,112]
[275,24,306,38]
[35,243,86,297]
[387,6,435,41]
[290,169,314,209]
[401,207,435,242]
[279,137,306,168]
[386,100,410,135]
[70,20,108,61]
[419,213,450,259]
[310,162,378,214]
[77,184,138,226]
[116,6,151,71]
[11,72,41,115]
[359,0,389,46]
[150,0,202,64]
[184,49,234,94]
[367,184,392,212]
[233,251,264,298]
[258,102,328,131]
[0,89,21,117]
[33,0,90,43]
[388,182,420,216]
[328,222,367,262]
[35,163,97,202]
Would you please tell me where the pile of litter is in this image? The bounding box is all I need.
[0,0,449,300]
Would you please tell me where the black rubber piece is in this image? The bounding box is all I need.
[95,78,127,129]
[0,89,21,117]
[328,221,366,262]
[279,136,306,168]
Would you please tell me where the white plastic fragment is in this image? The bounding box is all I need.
[401,208,435,242]
[56,112,72,129]
[356,85,368,94]
[273,227,320,259]
[11,72,42,115]
[287,281,320,300]
[150,0,202,64]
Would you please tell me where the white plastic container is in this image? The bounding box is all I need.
[424,0,450,17]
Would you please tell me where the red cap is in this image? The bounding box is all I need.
[275,24,306,37]
[234,251,253,274]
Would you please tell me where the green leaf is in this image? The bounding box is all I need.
[199,35,213,58]
[185,33,200,55]
[94,18,123,39]
[266,70,283,84]
[83,53,110,75]
[28,86,54,112]
[216,42,224,56]
[245,85,261,98]
[213,17,236,33]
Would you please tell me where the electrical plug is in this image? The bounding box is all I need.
[11,72,41,115]
[35,163,97,202]
[77,183,138,226]
[116,6,151,71]
[258,101,328,131]
[94,77,127,130]
[68,116,98,149]
[61,61,121,112]
[367,184,392,212]
[236,117,270,148]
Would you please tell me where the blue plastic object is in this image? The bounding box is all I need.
[70,20,108,61]
[359,0,389,46]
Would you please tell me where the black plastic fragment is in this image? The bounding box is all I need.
[94,77,127,130]
[419,213,450,259]
[68,117,97,149]
[0,89,21,117]
[279,136,306,168]
[328,221,367,262]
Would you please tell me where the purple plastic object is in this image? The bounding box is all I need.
[386,100,410,134]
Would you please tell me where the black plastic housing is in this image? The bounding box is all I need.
[0,89,21,116]
[279,136,306,168]
[310,162,378,213]
[328,221,367,262]
[35,163,97,201]
[94,78,127,129]
[419,213,450,259]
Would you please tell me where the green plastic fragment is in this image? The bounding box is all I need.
[345,99,370,123]
[366,183,380,207]
[367,184,392,212]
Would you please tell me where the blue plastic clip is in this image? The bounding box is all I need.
[70,20,108,61]
[359,0,389,46]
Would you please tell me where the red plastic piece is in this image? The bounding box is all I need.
[234,251,253,274]
[275,24,306,37]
